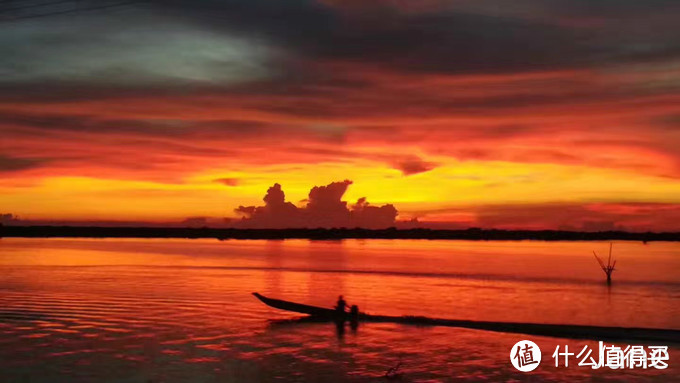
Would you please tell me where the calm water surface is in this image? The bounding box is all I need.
[1,238,678,382]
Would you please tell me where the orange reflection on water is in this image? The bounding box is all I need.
[0,238,679,381]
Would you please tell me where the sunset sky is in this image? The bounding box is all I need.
[1,0,679,231]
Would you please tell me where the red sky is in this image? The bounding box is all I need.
[1,0,679,231]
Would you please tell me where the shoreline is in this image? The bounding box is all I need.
[2,226,679,242]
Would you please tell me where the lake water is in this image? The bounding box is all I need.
[1,238,678,382]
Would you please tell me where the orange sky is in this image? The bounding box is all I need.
[1,1,679,231]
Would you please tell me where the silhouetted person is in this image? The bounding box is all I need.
[335,295,347,315]
[350,304,359,331]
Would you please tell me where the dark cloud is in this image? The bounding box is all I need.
[157,0,584,76]
[0,5,272,87]
[1,0,677,129]
[578,220,618,232]
[235,180,397,228]
[179,217,209,227]
[0,213,20,225]
[234,183,303,228]
[214,178,240,186]
[0,155,44,172]
[393,156,438,175]
[158,0,679,79]
[538,0,679,19]
[414,202,680,232]
[0,112,191,135]
[3,0,676,100]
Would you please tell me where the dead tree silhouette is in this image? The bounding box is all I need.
[593,242,616,285]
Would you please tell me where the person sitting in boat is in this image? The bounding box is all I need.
[335,295,347,313]
[350,304,359,324]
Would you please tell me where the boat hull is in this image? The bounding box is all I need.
[252,292,344,319]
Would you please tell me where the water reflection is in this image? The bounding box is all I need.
[307,240,347,303]
[264,240,284,296]
[0,238,678,382]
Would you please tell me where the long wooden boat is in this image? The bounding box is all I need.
[252,292,341,318]
[253,292,680,343]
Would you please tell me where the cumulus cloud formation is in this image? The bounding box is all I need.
[235,180,397,228]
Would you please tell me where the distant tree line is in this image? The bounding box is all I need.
[1,225,678,242]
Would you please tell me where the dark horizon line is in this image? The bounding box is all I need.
[1,225,679,242]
